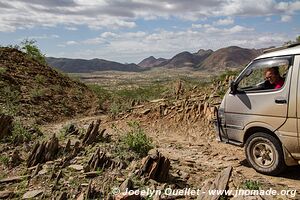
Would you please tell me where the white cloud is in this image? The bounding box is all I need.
[0,24,16,32]
[65,27,78,31]
[0,0,299,32]
[66,41,78,45]
[28,34,59,39]
[192,24,204,29]
[82,37,107,45]
[265,17,272,21]
[221,0,275,16]
[59,24,286,63]
[192,23,253,34]
[213,17,234,26]
[101,32,119,38]
[281,15,292,22]
[225,25,254,34]
[276,1,300,13]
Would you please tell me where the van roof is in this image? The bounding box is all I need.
[256,43,300,60]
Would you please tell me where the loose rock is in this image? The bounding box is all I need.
[69,164,84,171]
[22,190,43,199]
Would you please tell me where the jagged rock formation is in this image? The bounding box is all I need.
[127,75,235,124]
[87,148,127,171]
[139,150,170,182]
[81,119,110,145]
[197,166,232,200]
[27,134,59,167]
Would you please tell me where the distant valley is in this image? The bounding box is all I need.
[47,46,263,73]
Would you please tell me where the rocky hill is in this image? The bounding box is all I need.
[137,56,167,68]
[0,47,98,124]
[138,49,213,69]
[163,49,213,68]
[46,57,143,73]
[199,46,262,71]
[137,47,260,70]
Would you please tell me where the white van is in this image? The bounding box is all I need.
[215,43,300,175]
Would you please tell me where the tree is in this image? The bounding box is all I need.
[20,39,46,65]
[283,35,300,46]
[296,35,300,43]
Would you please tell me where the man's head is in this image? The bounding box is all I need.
[265,67,281,84]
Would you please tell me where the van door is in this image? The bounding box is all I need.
[224,56,293,144]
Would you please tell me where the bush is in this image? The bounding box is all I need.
[30,87,46,99]
[88,84,112,108]
[0,86,20,115]
[242,180,261,190]
[20,39,46,65]
[119,121,153,157]
[111,84,167,115]
[34,74,46,84]
[0,155,9,166]
[89,83,168,117]
[0,67,7,75]
[216,69,240,82]
[5,120,31,143]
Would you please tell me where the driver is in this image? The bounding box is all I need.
[264,67,284,89]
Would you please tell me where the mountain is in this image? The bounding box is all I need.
[138,56,167,68]
[162,49,212,68]
[46,57,143,73]
[46,46,263,73]
[138,49,213,69]
[199,46,262,71]
[137,47,261,70]
[0,47,98,123]
[163,51,195,68]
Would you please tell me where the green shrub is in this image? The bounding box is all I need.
[0,86,20,115]
[58,123,77,138]
[241,180,261,190]
[216,69,240,82]
[109,101,126,118]
[7,120,31,143]
[34,74,46,84]
[0,155,9,166]
[120,121,153,157]
[115,84,167,102]
[111,84,167,116]
[89,83,168,116]
[88,84,112,106]
[30,87,45,99]
[20,39,46,65]
[0,67,7,74]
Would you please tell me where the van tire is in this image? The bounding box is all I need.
[245,132,286,175]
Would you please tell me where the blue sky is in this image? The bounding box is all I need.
[0,0,299,64]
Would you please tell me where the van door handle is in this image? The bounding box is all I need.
[275,98,287,104]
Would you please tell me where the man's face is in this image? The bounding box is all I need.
[265,71,277,84]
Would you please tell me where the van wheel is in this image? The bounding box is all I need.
[245,132,286,175]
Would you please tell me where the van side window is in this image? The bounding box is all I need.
[237,57,290,92]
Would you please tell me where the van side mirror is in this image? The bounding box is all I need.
[230,81,237,94]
